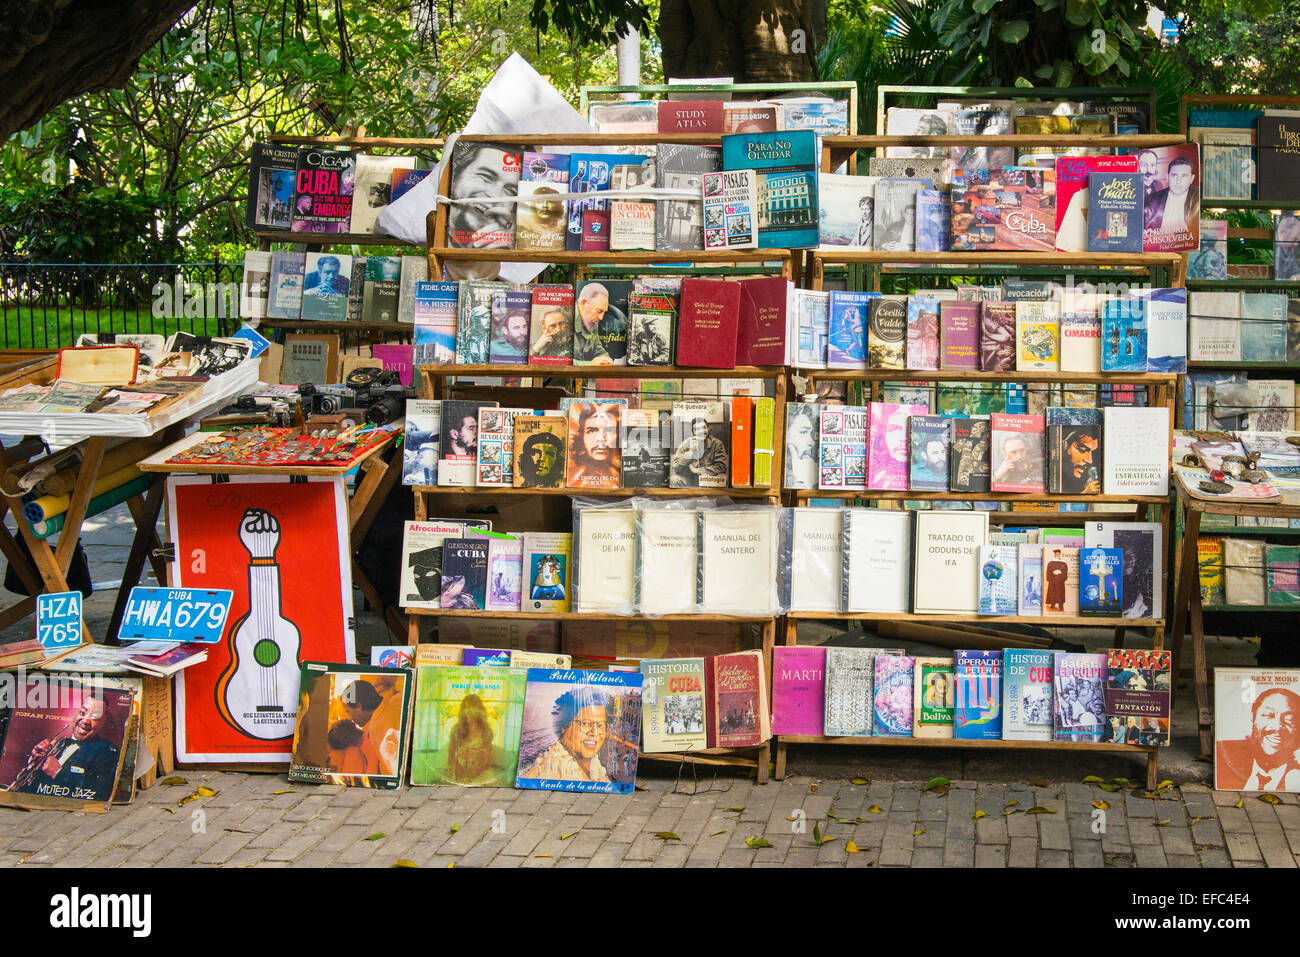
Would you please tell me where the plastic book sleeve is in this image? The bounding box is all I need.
[786,507,841,613]
[697,503,785,617]
[571,498,637,616]
[636,501,701,617]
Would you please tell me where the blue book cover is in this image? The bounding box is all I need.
[915,188,951,252]
[978,545,1018,615]
[412,280,459,365]
[1241,292,1288,362]
[721,130,819,248]
[1144,287,1187,373]
[1100,297,1146,372]
[1087,171,1143,253]
[1079,547,1123,616]
[826,290,877,368]
[908,414,950,491]
[462,648,511,667]
[566,153,648,252]
[1188,108,1265,129]
[1003,649,1054,740]
[954,649,1002,740]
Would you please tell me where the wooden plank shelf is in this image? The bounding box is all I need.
[808,250,1186,268]
[1186,280,1300,291]
[791,489,1169,504]
[420,363,782,379]
[257,318,413,333]
[1202,603,1300,612]
[1189,525,1300,536]
[1187,360,1300,370]
[253,230,422,247]
[775,735,1157,755]
[414,485,776,498]
[821,134,1186,148]
[408,609,774,622]
[800,369,1176,384]
[425,246,792,265]
[1198,199,1300,211]
[785,610,1161,627]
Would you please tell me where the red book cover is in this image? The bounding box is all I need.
[731,395,753,487]
[703,656,716,748]
[657,100,725,134]
[940,301,980,369]
[678,278,742,368]
[712,650,769,747]
[737,276,791,366]
[990,412,1046,493]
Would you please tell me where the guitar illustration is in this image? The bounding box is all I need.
[215,507,302,740]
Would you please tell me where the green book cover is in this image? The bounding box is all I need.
[410,664,526,786]
[1266,545,1300,606]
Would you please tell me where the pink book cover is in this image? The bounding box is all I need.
[940,301,980,370]
[371,344,415,387]
[867,401,917,491]
[771,646,826,736]
[990,412,1046,493]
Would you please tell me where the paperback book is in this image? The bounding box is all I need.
[817,404,868,491]
[1003,649,1054,741]
[913,657,955,739]
[1104,649,1171,746]
[1053,652,1107,742]
[873,656,915,737]
[954,649,1002,740]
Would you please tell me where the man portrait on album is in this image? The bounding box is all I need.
[1216,687,1300,792]
[14,695,121,801]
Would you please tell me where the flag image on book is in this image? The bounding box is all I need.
[771,646,826,736]
[516,670,642,794]
[1103,649,1171,746]
[410,664,526,786]
[1053,652,1107,742]
[873,656,915,737]
[641,658,707,753]
[1003,649,1053,741]
[290,148,355,233]
[867,401,916,490]
[1080,547,1123,616]
[906,296,940,370]
[818,404,868,491]
[913,657,955,739]
[566,401,621,489]
[954,649,1002,740]
[721,129,819,247]
[528,284,574,365]
[978,545,1018,615]
[908,414,950,491]
[990,413,1045,493]
[289,663,410,789]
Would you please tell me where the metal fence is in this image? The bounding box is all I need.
[0,262,244,349]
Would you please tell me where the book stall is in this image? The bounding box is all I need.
[6,72,1300,818]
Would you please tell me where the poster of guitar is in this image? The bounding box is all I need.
[166,476,356,762]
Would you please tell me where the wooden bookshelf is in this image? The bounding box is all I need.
[791,490,1169,504]
[876,85,1161,138]
[410,608,774,622]
[784,610,1163,627]
[257,318,413,333]
[422,363,782,380]
[803,369,1178,384]
[253,230,422,248]
[414,485,776,498]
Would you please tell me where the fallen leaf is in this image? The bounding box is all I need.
[812,823,837,845]
[1002,808,1020,816]
[447,862,455,868]
[913,827,926,836]
[365,832,385,841]
[1081,775,1105,784]
[845,841,862,853]
[1026,806,1056,815]
[1154,819,1172,827]
[160,776,187,786]
[973,810,987,821]
[393,860,417,868]
[1029,780,1048,787]
[1259,793,1282,805]
[1005,799,1020,808]
[560,830,579,840]
[196,786,217,797]
[1106,778,1131,787]
[450,823,459,834]
[223,827,256,834]
[1194,753,1212,763]
[534,853,551,858]
[849,778,868,785]
[745,836,772,848]
[924,776,950,793]
[163,808,175,815]
[1189,816,1206,825]
[1235,798,1244,809]
[656,832,680,841]
[1098,783,1119,792]
[709,830,727,837]
[1158,779,1174,790]
[272,789,294,795]
[785,816,799,821]
[866,804,884,814]
[725,807,746,813]
[1092,800,1110,811]
[177,793,199,807]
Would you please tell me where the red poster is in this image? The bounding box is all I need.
[166,476,355,763]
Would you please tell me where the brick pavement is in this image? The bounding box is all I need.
[1,771,1296,868]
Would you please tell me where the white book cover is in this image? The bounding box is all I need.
[240,250,272,320]
[397,255,427,325]
[637,508,699,616]
[1058,290,1102,373]
[793,289,830,368]
[1017,542,1043,616]
[912,510,989,615]
[402,399,440,486]
[350,154,417,234]
[1144,288,1187,373]
[699,508,779,616]
[783,402,820,489]
[574,507,637,613]
[1248,380,1296,432]
[817,404,868,491]
[1188,291,1242,362]
[398,520,465,610]
[817,173,879,248]
[789,508,842,612]
[1083,520,1164,619]
[842,507,912,613]
[1102,406,1170,496]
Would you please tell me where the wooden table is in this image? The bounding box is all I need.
[1167,477,1300,755]
[138,427,408,642]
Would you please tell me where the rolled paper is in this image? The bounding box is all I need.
[23,464,143,523]
[28,476,152,538]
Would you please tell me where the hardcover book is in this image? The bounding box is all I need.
[245,142,297,230]
[948,416,992,493]
[827,290,875,368]
[521,532,572,613]
[658,100,724,133]
[566,401,621,490]
[410,664,526,787]
[513,415,567,488]
[720,129,819,247]
[573,507,637,613]
[709,650,770,748]
[867,401,916,491]
[1079,547,1123,616]
[908,414,950,491]
[867,295,907,369]
[290,148,355,233]
[954,649,1002,740]
[516,151,569,252]
[979,301,1017,372]
[841,508,912,613]
[913,657,955,739]
[939,300,980,370]
[641,658,708,753]
[913,510,988,614]
[677,278,741,368]
[771,646,826,736]
[1046,406,1102,495]
[290,663,410,789]
[1256,115,1300,204]
[817,404,868,491]
[1053,652,1107,742]
[874,656,915,737]
[737,276,792,366]
[1003,649,1054,740]
[1041,545,1080,617]
[977,545,1018,615]
[990,412,1045,493]
[906,296,941,370]
[1101,406,1169,496]
[1100,296,1147,372]
[1104,649,1171,746]
[1086,171,1143,252]
[656,144,721,251]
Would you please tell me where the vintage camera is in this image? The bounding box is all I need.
[298,383,358,416]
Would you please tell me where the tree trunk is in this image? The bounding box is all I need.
[656,0,826,82]
[0,0,196,140]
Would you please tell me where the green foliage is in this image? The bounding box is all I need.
[0,179,179,263]
[1167,0,1300,96]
